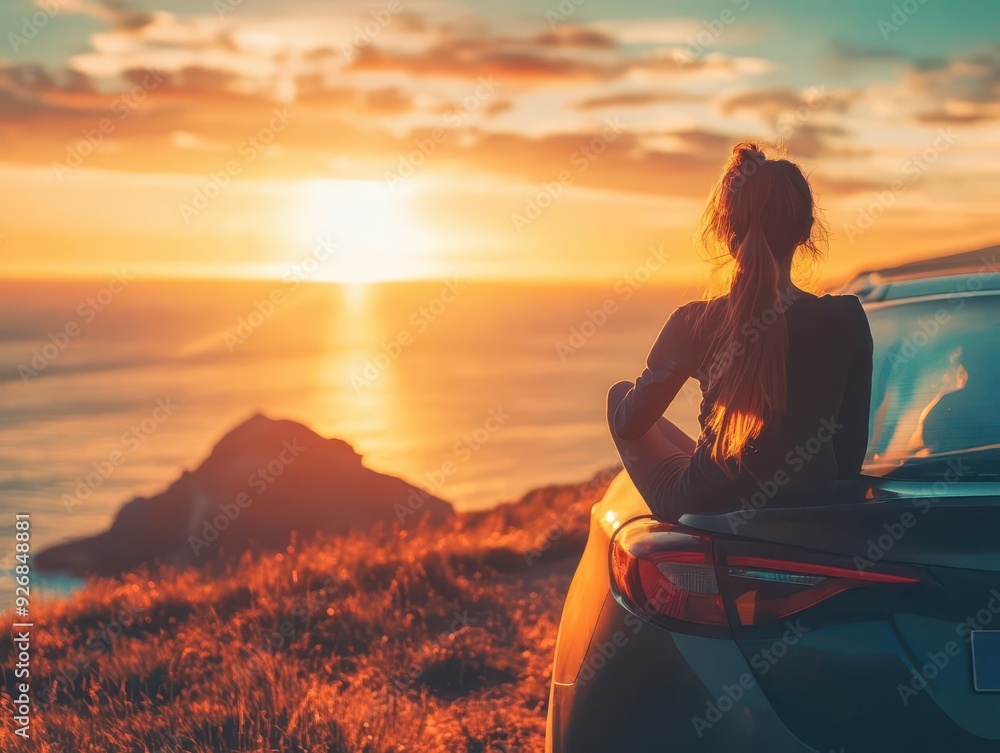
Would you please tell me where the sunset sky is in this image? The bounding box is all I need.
[2,0,998,282]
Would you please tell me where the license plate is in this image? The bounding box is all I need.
[971,631,1000,692]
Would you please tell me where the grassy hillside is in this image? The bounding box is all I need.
[0,468,619,753]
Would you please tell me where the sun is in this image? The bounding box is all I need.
[287,178,435,283]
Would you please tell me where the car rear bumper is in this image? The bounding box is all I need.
[546,592,820,753]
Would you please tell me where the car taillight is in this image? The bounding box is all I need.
[720,555,920,626]
[610,520,728,632]
[611,520,922,633]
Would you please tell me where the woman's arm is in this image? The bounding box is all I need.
[613,305,696,440]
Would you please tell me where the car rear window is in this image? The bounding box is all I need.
[864,291,1000,480]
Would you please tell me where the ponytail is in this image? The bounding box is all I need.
[698,143,822,474]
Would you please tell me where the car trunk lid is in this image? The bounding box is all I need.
[682,477,1000,570]
[684,478,1000,752]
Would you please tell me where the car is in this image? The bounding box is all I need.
[547,247,1000,752]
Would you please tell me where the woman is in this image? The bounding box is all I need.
[608,142,873,521]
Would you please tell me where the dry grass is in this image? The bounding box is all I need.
[0,469,617,753]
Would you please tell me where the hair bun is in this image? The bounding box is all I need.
[733,142,767,166]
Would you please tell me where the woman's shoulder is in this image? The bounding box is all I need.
[666,297,717,329]
[674,296,713,314]
[647,298,716,366]
[810,292,866,314]
[819,293,873,346]
[828,292,867,317]
[654,298,714,348]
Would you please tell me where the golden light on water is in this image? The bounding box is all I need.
[287,178,436,284]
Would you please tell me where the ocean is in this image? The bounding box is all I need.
[0,276,704,607]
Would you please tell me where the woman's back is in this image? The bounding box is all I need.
[681,292,873,509]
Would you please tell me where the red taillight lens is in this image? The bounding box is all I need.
[611,520,923,631]
[721,555,921,626]
[611,521,728,629]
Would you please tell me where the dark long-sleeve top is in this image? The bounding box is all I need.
[613,293,874,513]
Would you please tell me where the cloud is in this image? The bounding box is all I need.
[719,87,801,118]
[326,17,625,83]
[905,45,1000,124]
[665,128,741,153]
[572,90,703,109]
[589,19,701,45]
[531,26,618,49]
[829,40,905,62]
[294,80,414,114]
[433,128,721,198]
[827,39,947,70]
[51,0,155,31]
[782,123,853,159]
[0,62,100,116]
[810,174,887,198]
[711,86,870,159]
[141,65,247,100]
[0,6,880,202]
[828,41,1000,125]
[346,42,618,83]
[483,98,513,116]
[344,17,765,84]
[718,85,857,124]
[413,126,871,200]
[0,88,47,117]
[717,86,851,119]
[0,63,749,200]
[915,108,999,125]
[66,10,252,81]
